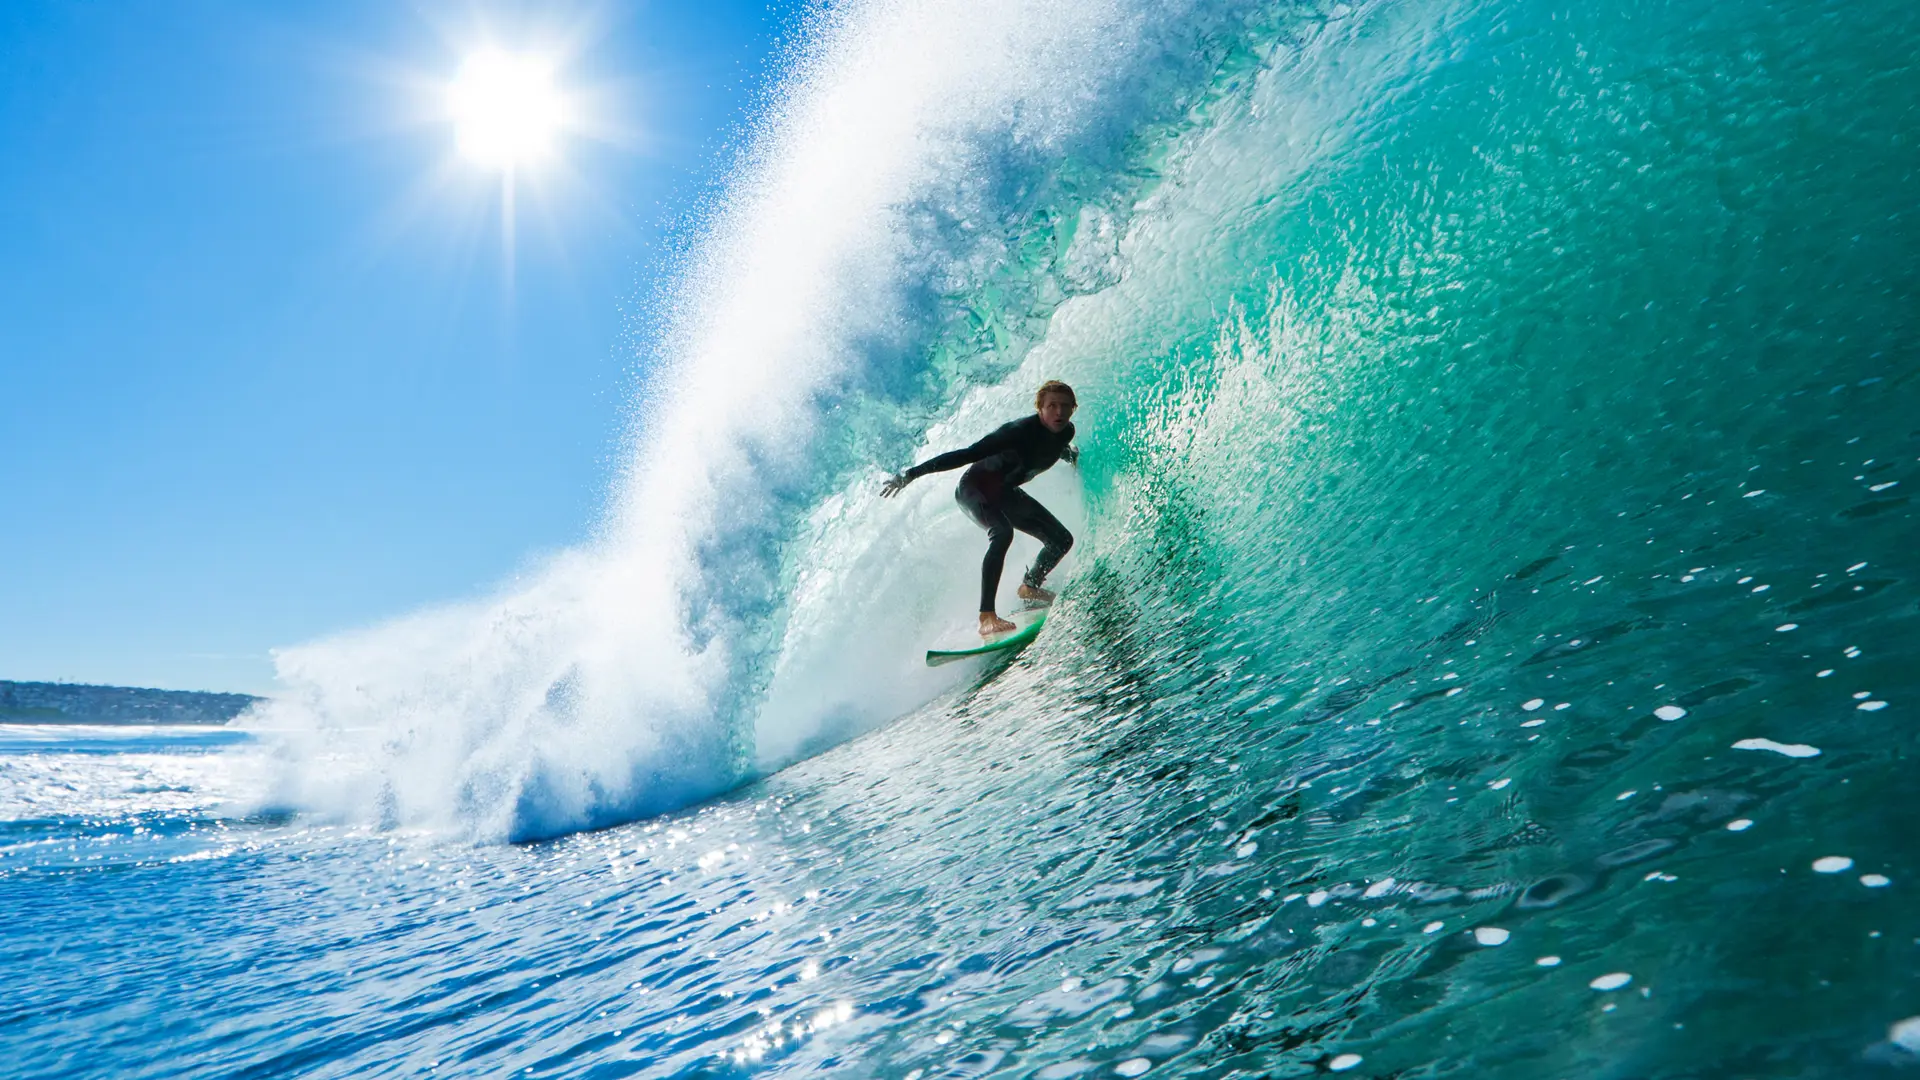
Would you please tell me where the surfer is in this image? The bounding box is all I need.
[881,381,1080,636]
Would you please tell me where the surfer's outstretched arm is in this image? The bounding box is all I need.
[879,428,1019,497]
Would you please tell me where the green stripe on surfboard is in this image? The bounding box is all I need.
[925,609,1048,667]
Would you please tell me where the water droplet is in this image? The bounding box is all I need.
[1590,973,1632,991]
[1861,874,1892,888]
[1727,819,1754,831]
[1813,856,1854,873]
[1859,701,1888,712]
[1329,1054,1363,1072]
[1655,705,1686,721]
[1474,927,1510,946]
[1522,698,1545,710]
[1536,955,1562,967]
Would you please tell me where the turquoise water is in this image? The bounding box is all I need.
[5,0,1918,1075]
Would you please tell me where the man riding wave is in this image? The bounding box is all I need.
[882,381,1079,637]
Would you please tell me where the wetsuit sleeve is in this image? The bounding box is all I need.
[902,423,1021,479]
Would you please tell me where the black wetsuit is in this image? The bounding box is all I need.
[904,415,1076,612]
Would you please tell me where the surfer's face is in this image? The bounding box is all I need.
[1037,392,1076,431]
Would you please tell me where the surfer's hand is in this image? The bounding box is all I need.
[1061,445,1079,465]
[880,473,914,498]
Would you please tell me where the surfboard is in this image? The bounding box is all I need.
[925,606,1048,667]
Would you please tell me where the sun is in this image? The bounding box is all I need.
[447,49,567,169]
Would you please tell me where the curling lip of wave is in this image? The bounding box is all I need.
[247,0,1265,841]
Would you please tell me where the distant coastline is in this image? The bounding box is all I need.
[0,680,261,726]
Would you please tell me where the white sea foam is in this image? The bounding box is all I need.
[1732,738,1820,758]
[1893,1017,1920,1053]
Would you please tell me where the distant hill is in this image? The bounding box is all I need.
[0,680,262,725]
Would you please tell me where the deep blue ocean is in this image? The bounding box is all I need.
[4,0,1916,1075]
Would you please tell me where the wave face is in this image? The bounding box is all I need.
[254,0,1917,872]
[10,0,1920,1075]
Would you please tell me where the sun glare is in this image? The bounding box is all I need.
[448,50,566,169]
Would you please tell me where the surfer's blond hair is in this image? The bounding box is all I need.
[1035,380,1077,408]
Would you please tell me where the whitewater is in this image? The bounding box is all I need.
[4,0,1917,1076]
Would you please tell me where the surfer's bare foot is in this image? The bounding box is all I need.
[979,612,1016,636]
[1016,583,1055,605]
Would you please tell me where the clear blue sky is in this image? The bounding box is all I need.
[0,1,804,694]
